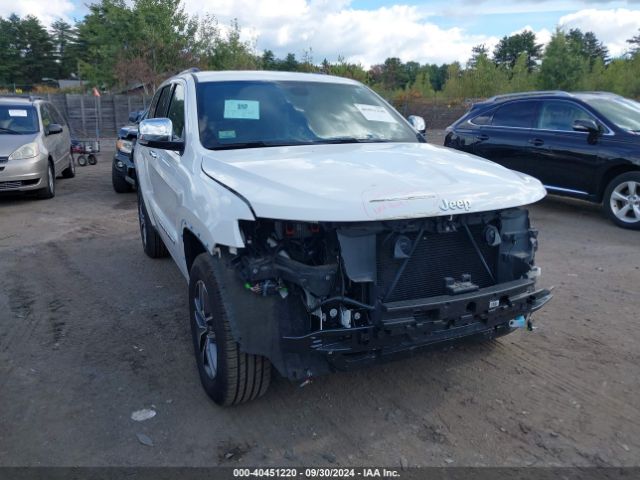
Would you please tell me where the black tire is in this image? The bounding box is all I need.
[88,154,97,165]
[112,162,132,193]
[603,172,640,230]
[189,253,271,406]
[36,161,55,199]
[77,155,87,167]
[61,157,76,178]
[137,190,168,258]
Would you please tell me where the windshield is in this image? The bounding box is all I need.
[0,105,39,134]
[196,80,420,150]
[580,96,640,133]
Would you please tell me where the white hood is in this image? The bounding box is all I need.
[201,142,546,222]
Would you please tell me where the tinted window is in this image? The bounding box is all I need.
[537,101,596,131]
[491,101,537,128]
[154,85,173,118]
[166,84,185,140]
[580,96,640,132]
[196,80,419,150]
[40,104,54,129]
[0,105,39,134]
[471,111,493,125]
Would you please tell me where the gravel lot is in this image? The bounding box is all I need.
[1,133,639,467]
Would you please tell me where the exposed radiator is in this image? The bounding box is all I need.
[376,225,499,302]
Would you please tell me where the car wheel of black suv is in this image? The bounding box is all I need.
[137,190,169,258]
[604,172,640,230]
[189,253,271,406]
[112,163,133,193]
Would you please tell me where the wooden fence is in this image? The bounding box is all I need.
[40,94,152,139]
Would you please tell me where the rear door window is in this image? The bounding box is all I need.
[491,101,537,128]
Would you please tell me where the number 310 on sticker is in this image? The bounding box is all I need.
[224,100,260,120]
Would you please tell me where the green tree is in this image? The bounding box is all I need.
[507,52,536,92]
[206,18,257,71]
[468,44,488,69]
[281,53,299,71]
[538,29,588,90]
[261,49,277,70]
[381,57,409,91]
[493,30,542,71]
[627,29,640,56]
[566,28,608,68]
[0,14,56,87]
[50,19,78,78]
[326,56,367,82]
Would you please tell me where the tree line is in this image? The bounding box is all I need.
[1,0,639,101]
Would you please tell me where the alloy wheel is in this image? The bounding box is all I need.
[138,202,147,247]
[610,181,640,224]
[48,164,54,194]
[193,280,217,379]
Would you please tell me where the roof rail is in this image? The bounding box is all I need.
[486,91,571,102]
[177,67,200,75]
[0,94,41,102]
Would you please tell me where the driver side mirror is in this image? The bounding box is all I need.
[138,118,184,153]
[408,115,427,135]
[572,119,600,134]
[46,123,63,135]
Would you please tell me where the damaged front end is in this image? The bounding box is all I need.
[212,208,552,381]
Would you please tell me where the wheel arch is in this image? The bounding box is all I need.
[598,164,640,202]
[183,228,208,274]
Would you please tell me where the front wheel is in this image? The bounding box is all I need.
[189,253,271,406]
[36,162,55,199]
[112,162,132,193]
[137,190,168,258]
[604,172,640,230]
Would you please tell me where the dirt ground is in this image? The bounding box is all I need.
[1,133,639,468]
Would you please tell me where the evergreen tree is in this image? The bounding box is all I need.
[538,29,588,90]
[493,31,542,71]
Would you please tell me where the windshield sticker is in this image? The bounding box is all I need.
[355,104,397,123]
[218,130,236,139]
[8,109,28,117]
[224,100,260,120]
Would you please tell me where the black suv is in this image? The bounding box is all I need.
[112,109,146,193]
[444,91,640,229]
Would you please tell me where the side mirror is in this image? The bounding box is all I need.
[408,115,426,135]
[46,123,63,135]
[573,119,599,134]
[138,118,184,152]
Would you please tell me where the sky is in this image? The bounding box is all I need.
[2,0,640,67]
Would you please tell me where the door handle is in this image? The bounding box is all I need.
[149,150,158,159]
[528,138,544,146]
[476,134,489,141]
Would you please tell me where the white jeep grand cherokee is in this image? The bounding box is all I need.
[135,70,552,406]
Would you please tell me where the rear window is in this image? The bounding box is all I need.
[0,105,39,134]
[490,101,537,128]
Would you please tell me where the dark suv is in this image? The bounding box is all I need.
[112,109,146,193]
[444,91,640,229]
